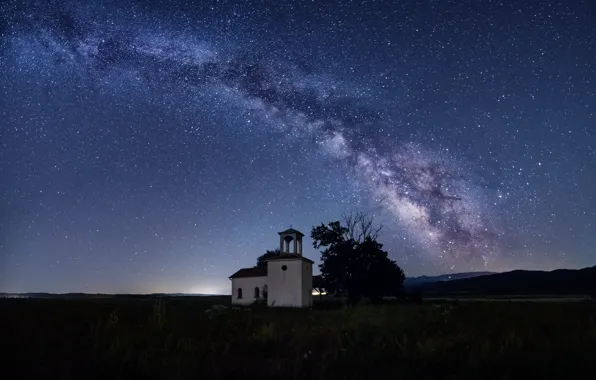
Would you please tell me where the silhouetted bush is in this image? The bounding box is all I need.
[407,291,423,304]
[313,299,344,309]
[251,298,268,307]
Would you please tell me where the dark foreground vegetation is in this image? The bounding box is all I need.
[2,296,596,380]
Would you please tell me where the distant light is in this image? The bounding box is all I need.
[187,285,226,295]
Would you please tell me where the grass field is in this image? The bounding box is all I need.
[2,296,595,379]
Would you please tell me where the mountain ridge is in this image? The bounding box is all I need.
[404,271,495,288]
[412,265,596,296]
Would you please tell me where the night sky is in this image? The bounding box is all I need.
[1,0,595,295]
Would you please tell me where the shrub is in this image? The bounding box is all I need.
[407,291,423,304]
[313,299,344,310]
[252,298,267,307]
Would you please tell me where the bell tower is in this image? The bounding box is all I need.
[278,227,304,255]
[268,226,313,307]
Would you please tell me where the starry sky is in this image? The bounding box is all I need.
[1,0,595,294]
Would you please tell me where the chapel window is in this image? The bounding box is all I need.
[237,288,243,299]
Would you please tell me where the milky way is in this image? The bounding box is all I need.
[1,0,595,292]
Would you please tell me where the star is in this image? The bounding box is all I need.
[0,0,594,294]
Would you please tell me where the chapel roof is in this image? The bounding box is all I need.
[229,270,322,285]
[229,255,316,279]
[266,253,314,264]
[229,266,268,279]
[278,228,304,237]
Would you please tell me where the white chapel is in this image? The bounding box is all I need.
[229,228,314,307]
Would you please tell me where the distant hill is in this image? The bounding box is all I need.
[404,272,495,288]
[413,265,596,297]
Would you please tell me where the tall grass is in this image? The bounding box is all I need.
[1,297,595,379]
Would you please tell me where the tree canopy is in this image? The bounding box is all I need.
[311,212,405,304]
[256,249,280,268]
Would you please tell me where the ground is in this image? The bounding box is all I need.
[1,295,595,379]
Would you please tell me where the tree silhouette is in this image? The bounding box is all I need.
[256,249,280,268]
[311,212,405,305]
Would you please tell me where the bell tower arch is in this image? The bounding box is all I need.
[278,227,304,255]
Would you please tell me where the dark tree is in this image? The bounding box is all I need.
[357,237,405,302]
[256,249,280,268]
[342,211,383,242]
[311,212,405,305]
